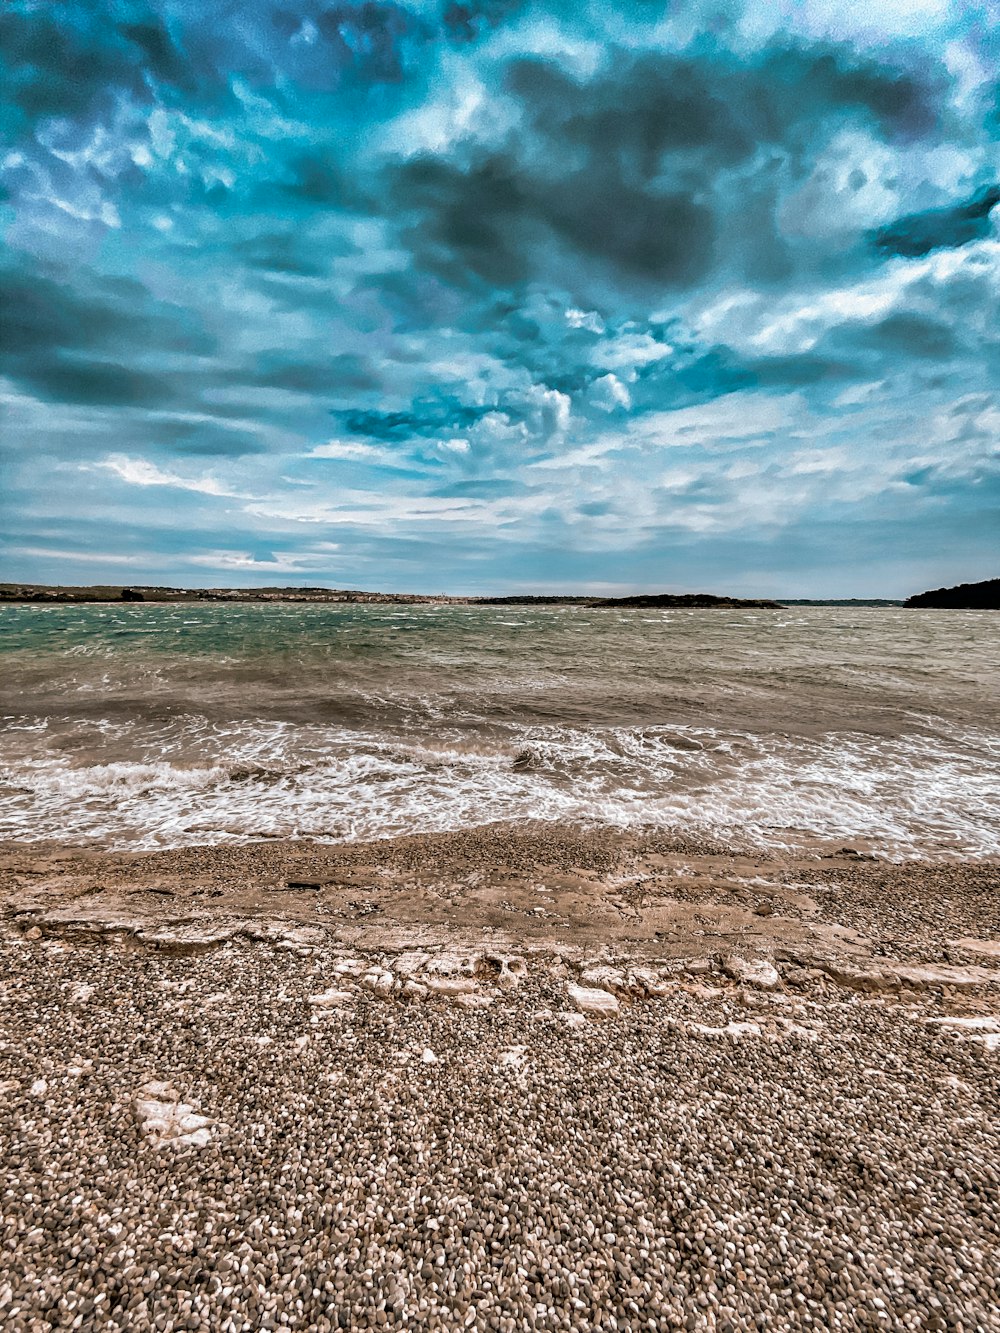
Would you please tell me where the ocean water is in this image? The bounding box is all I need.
[0,602,997,858]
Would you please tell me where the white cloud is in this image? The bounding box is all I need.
[516,384,572,439]
[635,393,801,450]
[183,549,336,574]
[529,441,621,471]
[695,240,1000,359]
[6,546,152,566]
[305,440,399,464]
[93,454,247,498]
[589,373,631,412]
[566,307,605,334]
[591,330,675,377]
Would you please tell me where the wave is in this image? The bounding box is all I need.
[1,716,998,859]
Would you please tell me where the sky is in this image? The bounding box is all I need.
[1,0,998,597]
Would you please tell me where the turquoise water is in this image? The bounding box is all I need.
[1,602,998,856]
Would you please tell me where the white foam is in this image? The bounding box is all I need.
[1,714,998,858]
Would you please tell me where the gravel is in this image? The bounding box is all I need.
[1,936,997,1333]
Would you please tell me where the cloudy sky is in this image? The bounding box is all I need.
[1,0,998,595]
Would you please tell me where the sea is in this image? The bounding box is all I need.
[1,602,997,859]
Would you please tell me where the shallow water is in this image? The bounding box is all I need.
[1,602,997,857]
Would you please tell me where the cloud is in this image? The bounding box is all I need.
[2,2,998,594]
[305,440,400,464]
[386,40,946,296]
[873,184,1000,258]
[93,454,248,498]
[183,549,337,574]
[588,373,631,412]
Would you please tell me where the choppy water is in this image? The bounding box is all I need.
[1,602,998,858]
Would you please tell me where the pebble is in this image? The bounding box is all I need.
[0,931,997,1333]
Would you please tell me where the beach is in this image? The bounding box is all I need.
[1,825,998,1332]
[1,604,998,1330]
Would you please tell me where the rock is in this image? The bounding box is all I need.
[580,965,627,994]
[30,1078,48,1096]
[360,971,396,998]
[628,967,671,998]
[425,977,476,996]
[479,954,527,989]
[721,954,780,989]
[924,1016,1000,1051]
[308,988,354,1009]
[781,966,827,987]
[133,1081,223,1149]
[532,1009,588,1029]
[816,960,1000,992]
[420,1048,438,1064]
[24,926,42,941]
[952,937,1000,960]
[567,984,620,1016]
[688,1021,764,1040]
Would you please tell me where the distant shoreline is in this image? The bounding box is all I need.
[0,582,912,608]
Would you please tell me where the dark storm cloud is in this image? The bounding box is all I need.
[335,400,493,439]
[250,353,381,394]
[387,43,945,292]
[0,262,214,397]
[872,185,1000,259]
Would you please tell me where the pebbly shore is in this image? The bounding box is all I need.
[0,826,998,1333]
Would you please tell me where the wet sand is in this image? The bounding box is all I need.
[1,824,998,1331]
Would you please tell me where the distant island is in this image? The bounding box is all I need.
[904,578,1000,609]
[0,583,782,608]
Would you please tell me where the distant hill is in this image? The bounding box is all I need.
[588,593,781,608]
[0,583,783,608]
[904,578,1000,609]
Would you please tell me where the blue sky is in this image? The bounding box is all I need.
[1,0,997,596]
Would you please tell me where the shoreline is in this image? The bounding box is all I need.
[2,824,998,1331]
[3,823,999,968]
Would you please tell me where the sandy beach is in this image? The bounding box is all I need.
[1,825,997,1332]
